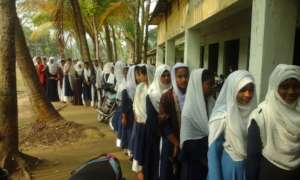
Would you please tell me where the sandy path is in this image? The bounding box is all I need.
[18,100,135,180]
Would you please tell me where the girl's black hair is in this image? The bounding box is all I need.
[135,65,147,75]
[202,70,214,82]
[139,65,147,75]
[134,66,140,73]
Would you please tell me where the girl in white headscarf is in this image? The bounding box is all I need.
[115,60,126,89]
[114,65,129,147]
[120,66,137,155]
[57,59,65,102]
[82,62,92,106]
[180,69,215,180]
[73,61,84,105]
[159,63,189,180]
[142,64,171,180]
[46,57,59,102]
[246,64,300,180]
[207,70,257,180]
[47,57,58,75]
[103,62,115,85]
[63,58,74,103]
[102,62,116,98]
[132,65,155,175]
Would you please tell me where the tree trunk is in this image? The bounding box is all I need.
[104,22,114,63]
[70,0,91,62]
[0,2,39,178]
[111,25,118,62]
[134,0,141,64]
[15,18,63,123]
[92,16,100,61]
[0,0,19,166]
[140,0,145,62]
[143,0,151,63]
[55,0,65,60]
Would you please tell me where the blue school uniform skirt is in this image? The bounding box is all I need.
[207,137,245,180]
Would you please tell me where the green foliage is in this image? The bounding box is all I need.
[17,0,146,62]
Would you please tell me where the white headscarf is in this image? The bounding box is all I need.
[171,63,189,110]
[126,66,137,100]
[47,57,58,75]
[180,69,215,147]
[33,56,38,66]
[250,64,300,170]
[148,64,171,112]
[103,63,115,84]
[75,61,84,75]
[115,65,127,100]
[133,65,155,123]
[209,70,257,161]
[115,61,126,87]
[145,64,155,84]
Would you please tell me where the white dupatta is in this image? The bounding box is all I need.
[250,64,300,170]
[180,69,215,147]
[209,70,257,161]
[133,65,155,123]
[148,64,171,112]
[171,63,189,110]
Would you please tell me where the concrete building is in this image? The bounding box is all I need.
[150,0,300,101]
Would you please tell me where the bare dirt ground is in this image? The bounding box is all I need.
[17,71,135,180]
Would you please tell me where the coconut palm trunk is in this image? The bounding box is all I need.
[134,0,141,64]
[92,15,100,61]
[111,25,118,62]
[143,0,151,63]
[15,17,63,123]
[0,2,39,177]
[70,0,91,62]
[104,23,114,62]
[0,0,19,166]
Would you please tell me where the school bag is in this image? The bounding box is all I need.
[69,154,123,180]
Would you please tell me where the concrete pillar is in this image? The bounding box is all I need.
[204,45,209,69]
[184,29,201,70]
[217,41,224,75]
[238,37,249,70]
[156,45,164,65]
[165,40,176,66]
[249,0,298,101]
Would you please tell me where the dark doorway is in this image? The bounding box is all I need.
[208,43,219,75]
[293,28,300,66]
[224,39,240,76]
[200,46,205,68]
[175,44,184,63]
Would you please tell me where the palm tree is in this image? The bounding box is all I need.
[134,0,141,63]
[69,0,91,62]
[0,0,19,169]
[142,0,151,63]
[0,1,39,178]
